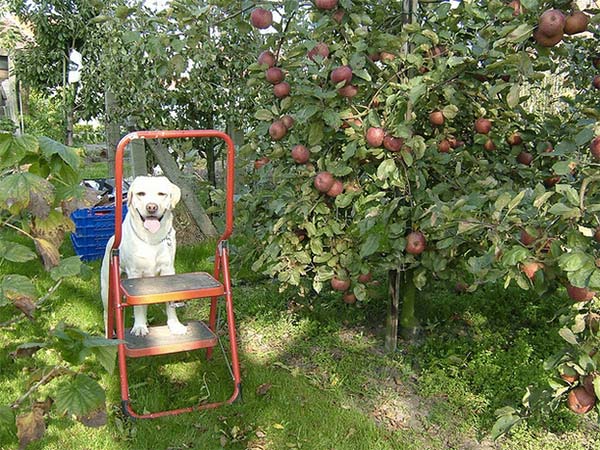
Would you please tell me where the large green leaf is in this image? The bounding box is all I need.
[50,257,86,281]
[38,137,80,169]
[0,241,37,263]
[0,172,48,214]
[1,274,37,303]
[55,374,105,418]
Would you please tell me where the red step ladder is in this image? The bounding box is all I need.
[105,130,241,419]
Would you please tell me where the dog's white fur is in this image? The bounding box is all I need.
[100,176,187,337]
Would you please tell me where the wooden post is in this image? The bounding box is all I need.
[129,139,147,177]
[104,90,120,180]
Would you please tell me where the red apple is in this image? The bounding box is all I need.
[483,139,496,152]
[265,67,284,84]
[429,110,445,127]
[281,115,294,129]
[273,82,291,98]
[475,118,492,134]
[567,387,596,414]
[331,276,350,291]
[253,156,270,170]
[338,85,358,98]
[269,120,287,140]
[250,8,272,29]
[593,76,600,90]
[566,283,596,302]
[517,151,533,166]
[521,261,543,280]
[326,179,344,197]
[438,139,451,153]
[383,135,404,152]
[366,127,385,148]
[307,42,330,61]
[330,65,353,86]
[520,229,537,246]
[544,176,561,188]
[343,292,356,304]
[258,50,276,67]
[315,0,338,10]
[314,171,335,193]
[591,136,600,161]
[538,9,566,37]
[332,9,345,23]
[564,11,589,35]
[406,231,426,255]
[358,272,372,283]
[507,133,523,146]
[291,145,310,164]
[594,227,600,243]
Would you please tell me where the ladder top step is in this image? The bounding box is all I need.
[124,320,217,358]
[121,272,224,304]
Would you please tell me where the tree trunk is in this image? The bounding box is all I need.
[385,269,401,352]
[147,139,218,238]
[385,269,419,352]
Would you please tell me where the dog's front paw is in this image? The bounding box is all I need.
[131,323,149,337]
[167,319,188,335]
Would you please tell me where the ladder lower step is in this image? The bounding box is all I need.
[121,272,224,305]
[124,320,217,358]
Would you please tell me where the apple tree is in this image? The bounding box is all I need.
[237,0,600,431]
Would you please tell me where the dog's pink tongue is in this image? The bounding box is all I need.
[143,218,161,233]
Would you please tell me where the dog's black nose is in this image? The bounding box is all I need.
[146,203,158,214]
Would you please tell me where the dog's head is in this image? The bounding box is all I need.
[127,176,181,234]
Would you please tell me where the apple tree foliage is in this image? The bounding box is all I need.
[237,0,600,432]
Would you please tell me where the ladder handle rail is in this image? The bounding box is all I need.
[112,129,236,251]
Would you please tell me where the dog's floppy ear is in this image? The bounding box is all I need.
[170,182,182,208]
[127,178,138,206]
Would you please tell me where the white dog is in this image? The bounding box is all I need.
[100,176,187,337]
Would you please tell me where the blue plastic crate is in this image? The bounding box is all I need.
[70,204,128,261]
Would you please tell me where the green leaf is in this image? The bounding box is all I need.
[558,327,578,345]
[548,203,580,219]
[551,161,571,176]
[555,184,579,206]
[50,257,86,281]
[442,105,459,120]
[55,374,105,417]
[39,137,80,169]
[501,246,530,266]
[0,172,49,214]
[254,109,274,121]
[91,345,118,375]
[574,128,594,147]
[558,252,592,272]
[0,241,36,263]
[308,121,324,146]
[360,234,380,258]
[507,190,525,211]
[377,159,397,180]
[506,83,520,108]
[507,24,534,43]
[0,404,15,438]
[491,414,521,440]
[1,274,37,302]
[352,68,371,82]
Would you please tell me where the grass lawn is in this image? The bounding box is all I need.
[2,233,600,449]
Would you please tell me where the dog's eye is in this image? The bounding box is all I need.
[158,192,167,197]
[137,192,146,197]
